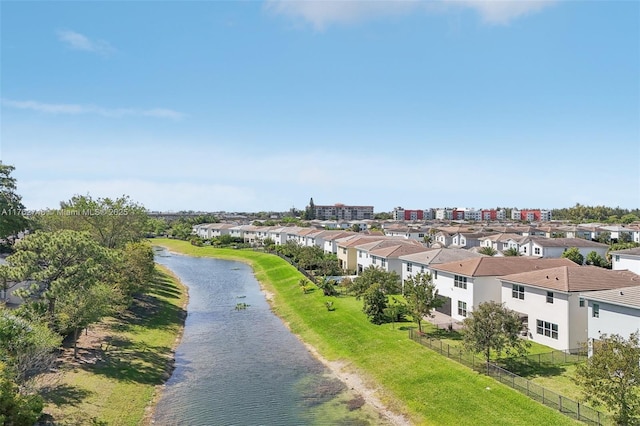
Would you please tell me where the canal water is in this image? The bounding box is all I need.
[151,248,387,425]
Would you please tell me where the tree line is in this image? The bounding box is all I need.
[552,203,640,224]
[0,164,155,424]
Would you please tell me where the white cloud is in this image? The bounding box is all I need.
[265,0,556,29]
[56,29,116,56]
[265,0,420,30]
[1,99,185,120]
[448,1,556,25]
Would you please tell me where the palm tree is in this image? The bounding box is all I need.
[478,246,497,256]
[503,247,521,256]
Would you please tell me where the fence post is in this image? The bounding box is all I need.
[577,402,580,421]
[447,344,450,358]
[559,396,562,413]
[597,411,600,426]
[526,380,529,396]
[542,388,545,404]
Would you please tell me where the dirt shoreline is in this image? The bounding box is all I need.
[260,287,411,426]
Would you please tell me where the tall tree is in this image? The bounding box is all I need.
[403,273,443,333]
[586,251,608,268]
[115,241,155,298]
[36,194,149,248]
[0,163,29,242]
[561,247,584,265]
[0,362,44,426]
[462,301,530,363]
[57,283,115,357]
[7,230,118,331]
[0,310,61,383]
[362,283,387,325]
[352,266,401,299]
[574,332,640,426]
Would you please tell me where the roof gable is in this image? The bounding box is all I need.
[501,266,640,292]
[432,257,576,277]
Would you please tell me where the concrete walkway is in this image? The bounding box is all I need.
[425,310,464,331]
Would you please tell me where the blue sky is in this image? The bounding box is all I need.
[1,1,638,213]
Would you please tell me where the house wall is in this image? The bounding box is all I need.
[472,276,502,309]
[502,283,574,350]
[356,248,372,273]
[587,301,640,340]
[401,260,431,283]
[433,271,473,321]
[611,254,640,275]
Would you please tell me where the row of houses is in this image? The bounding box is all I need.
[392,207,553,221]
[192,222,640,352]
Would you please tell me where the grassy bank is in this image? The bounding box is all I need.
[38,264,187,425]
[152,239,578,425]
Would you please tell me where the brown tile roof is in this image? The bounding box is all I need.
[400,248,486,265]
[527,237,608,248]
[370,244,430,259]
[582,285,640,309]
[432,257,576,277]
[338,236,403,248]
[500,266,640,292]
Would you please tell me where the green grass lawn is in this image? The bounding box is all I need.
[152,238,580,426]
[38,264,188,425]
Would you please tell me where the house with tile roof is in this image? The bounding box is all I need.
[479,233,527,252]
[430,257,576,322]
[582,285,640,355]
[355,240,429,276]
[336,235,396,272]
[518,237,608,262]
[610,246,640,275]
[399,249,485,282]
[500,267,640,350]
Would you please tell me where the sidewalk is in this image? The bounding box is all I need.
[425,310,464,331]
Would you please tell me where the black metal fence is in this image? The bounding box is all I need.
[409,330,612,425]
[495,348,588,367]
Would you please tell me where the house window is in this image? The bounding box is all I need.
[359,251,362,258]
[534,247,541,255]
[434,271,438,279]
[421,266,425,273]
[372,257,377,265]
[536,320,558,339]
[593,303,599,318]
[381,259,387,268]
[458,301,467,317]
[615,255,620,262]
[454,275,467,289]
[579,297,585,307]
[512,284,525,300]
[546,291,554,304]
[523,247,527,253]
[407,263,413,273]
[342,248,347,254]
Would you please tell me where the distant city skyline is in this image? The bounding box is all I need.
[1,1,638,212]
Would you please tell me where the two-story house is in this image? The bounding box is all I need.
[430,257,575,322]
[500,267,640,350]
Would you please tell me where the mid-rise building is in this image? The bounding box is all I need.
[314,203,374,221]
